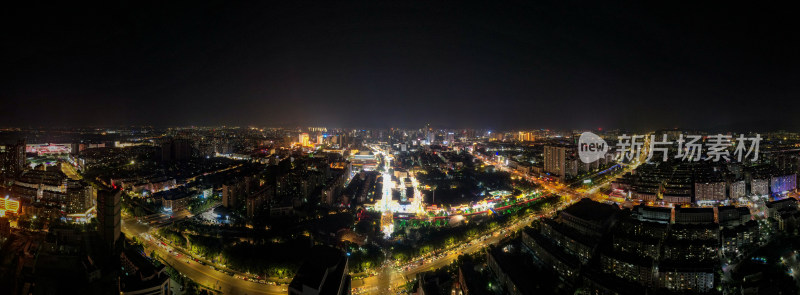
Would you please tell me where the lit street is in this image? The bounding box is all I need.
[122,218,286,295]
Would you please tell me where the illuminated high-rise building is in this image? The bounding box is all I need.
[299,133,310,146]
[729,179,746,199]
[445,132,455,145]
[1,139,26,178]
[544,145,568,178]
[518,131,534,142]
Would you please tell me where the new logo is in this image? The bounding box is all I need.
[578,132,608,163]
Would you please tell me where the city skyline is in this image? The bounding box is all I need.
[3,2,800,294]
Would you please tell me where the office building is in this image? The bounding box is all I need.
[729,179,746,199]
[674,207,715,224]
[98,189,121,252]
[13,168,95,220]
[0,139,26,178]
[632,205,672,224]
[694,181,726,202]
[517,131,533,142]
[544,145,569,179]
[299,133,310,146]
[718,206,751,227]
[161,138,192,162]
[751,178,769,196]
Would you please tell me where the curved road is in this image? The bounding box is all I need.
[122,218,286,295]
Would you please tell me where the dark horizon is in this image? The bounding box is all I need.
[3,1,799,130]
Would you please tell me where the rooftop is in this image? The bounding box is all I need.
[675,207,714,214]
[561,198,619,222]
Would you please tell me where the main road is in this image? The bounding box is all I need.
[122,218,287,295]
[351,213,545,294]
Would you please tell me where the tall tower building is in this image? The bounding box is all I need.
[426,126,435,145]
[222,181,240,209]
[445,132,455,145]
[161,138,192,161]
[1,139,26,177]
[97,189,121,252]
[173,139,192,160]
[339,132,349,148]
[518,131,533,142]
[544,146,568,178]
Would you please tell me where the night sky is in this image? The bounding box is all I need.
[2,1,798,130]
